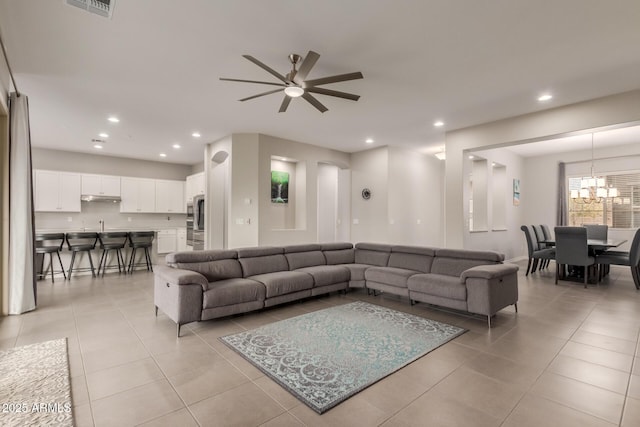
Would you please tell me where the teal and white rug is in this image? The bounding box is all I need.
[220,301,466,413]
[0,338,73,426]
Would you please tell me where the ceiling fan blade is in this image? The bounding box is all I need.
[294,51,320,84]
[302,92,328,113]
[242,55,288,83]
[239,88,283,102]
[220,77,285,87]
[278,96,292,113]
[306,87,360,101]
[304,71,364,87]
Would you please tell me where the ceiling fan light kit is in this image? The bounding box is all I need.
[220,50,363,113]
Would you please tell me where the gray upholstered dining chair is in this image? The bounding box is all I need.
[554,226,596,288]
[584,224,608,240]
[533,225,552,268]
[596,228,640,289]
[521,225,555,275]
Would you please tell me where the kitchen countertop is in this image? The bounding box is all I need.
[36,227,184,233]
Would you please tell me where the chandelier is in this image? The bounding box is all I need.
[570,134,618,203]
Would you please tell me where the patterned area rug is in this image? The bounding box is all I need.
[0,338,73,426]
[220,301,466,413]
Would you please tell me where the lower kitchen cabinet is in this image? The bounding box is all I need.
[156,229,177,254]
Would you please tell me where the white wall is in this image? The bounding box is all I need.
[445,90,640,248]
[351,147,389,243]
[317,163,338,243]
[464,147,525,260]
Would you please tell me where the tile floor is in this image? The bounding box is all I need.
[1,260,639,426]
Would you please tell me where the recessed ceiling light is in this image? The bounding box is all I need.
[434,121,444,127]
[192,132,201,138]
[468,155,475,159]
[365,138,374,144]
[538,94,553,102]
[107,116,120,123]
[159,153,167,158]
[94,144,103,149]
[434,152,446,160]
[172,144,181,149]
[99,133,109,138]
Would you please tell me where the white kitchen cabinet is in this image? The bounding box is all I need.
[120,177,156,213]
[176,228,188,251]
[156,229,177,254]
[155,180,185,213]
[34,170,81,212]
[185,172,205,203]
[81,174,121,196]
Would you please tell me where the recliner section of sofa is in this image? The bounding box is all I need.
[154,242,519,336]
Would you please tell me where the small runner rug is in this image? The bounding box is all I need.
[220,301,466,413]
[0,338,73,426]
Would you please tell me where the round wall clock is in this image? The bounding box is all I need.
[361,188,371,200]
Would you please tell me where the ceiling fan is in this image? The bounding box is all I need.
[220,51,363,113]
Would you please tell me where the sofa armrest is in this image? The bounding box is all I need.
[154,264,209,289]
[460,264,519,283]
[461,264,519,317]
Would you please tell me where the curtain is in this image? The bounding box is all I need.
[8,92,35,314]
[557,162,567,226]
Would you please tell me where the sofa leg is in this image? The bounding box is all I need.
[410,299,415,306]
[154,305,158,316]
[177,323,181,338]
[487,315,492,328]
[514,303,518,313]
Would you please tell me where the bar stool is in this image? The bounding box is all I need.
[66,232,98,278]
[97,232,128,277]
[35,233,67,282]
[127,231,155,273]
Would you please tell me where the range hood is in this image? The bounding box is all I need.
[81,195,122,203]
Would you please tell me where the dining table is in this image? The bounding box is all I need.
[541,238,628,283]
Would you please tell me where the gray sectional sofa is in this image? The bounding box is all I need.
[154,242,519,336]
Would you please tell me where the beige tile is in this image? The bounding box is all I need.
[82,338,150,373]
[254,375,301,410]
[260,412,305,427]
[189,382,285,427]
[86,357,164,401]
[288,393,389,427]
[68,350,85,378]
[548,354,630,394]
[571,330,637,355]
[355,368,428,415]
[531,372,625,424]
[91,379,183,427]
[137,408,199,427]
[71,376,90,406]
[622,397,640,426]
[430,366,525,419]
[168,360,250,405]
[153,345,226,378]
[502,392,616,427]
[463,351,544,390]
[73,403,94,427]
[560,341,634,372]
[629,375,640,400]
[382,391,501,427]
[579,320,640,342]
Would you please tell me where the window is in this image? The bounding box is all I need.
[568,171,640,228]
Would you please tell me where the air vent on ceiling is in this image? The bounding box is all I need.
[67,0,115,19]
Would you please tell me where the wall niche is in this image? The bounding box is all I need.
[270,156,306,230]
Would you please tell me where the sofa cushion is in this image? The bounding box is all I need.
[354,243,392,266]
[322,244,355,265]
[407,274,467,301]
[295,265,350,287]
[389,245,436,273]
[248,271,314,298]
[284,245,326,270]
[166,250,244,282]
[238,247,289,277]
[365,266,418,288]
[341,263,371,282]
[202,278,265,309]
[166,249,238,264]
[430,249,503,277]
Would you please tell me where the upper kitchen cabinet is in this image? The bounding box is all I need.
[120,177,156,213]
[155,180,185,213]
[185,172,205,203]
[34,170,82,212]
[81,174,121,197]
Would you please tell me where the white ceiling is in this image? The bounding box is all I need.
[1,1,639,165]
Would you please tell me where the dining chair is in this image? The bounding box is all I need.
[584,224,608,240]
[533,225,551,268]
[554,226,596,288]
[521,225,555,276]
[35,233,67,282]
[596,228,640,289]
